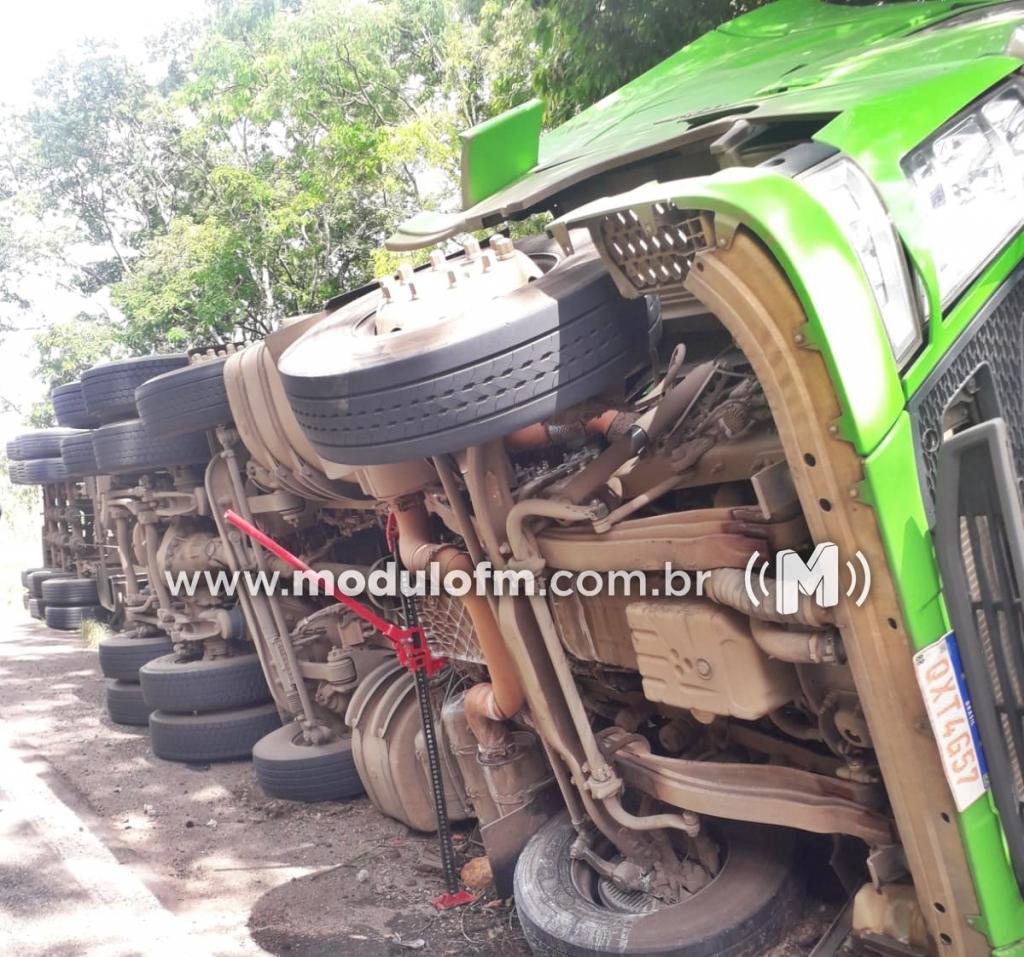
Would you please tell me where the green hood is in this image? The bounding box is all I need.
[388,0,1023,249]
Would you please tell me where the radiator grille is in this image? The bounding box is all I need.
[910,269,1024,513]
[925,266,1024,891]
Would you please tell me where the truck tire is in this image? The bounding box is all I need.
[15,428,81,459]
[41,577,99,606]
[21,567,48,588]
[81,354,188,423]
[514,816,799,957]
[6,437,23,460]
[61,432,99,477]
[253,722,363,802]
[92,419,211,475]
[21,458,69,484]
[278,238,654,465]
[106,680,152,726]
[98,632,174,682]
[136,358,232,438]
[149,704,281,763]
[44,604,107,631]
[27,569,72,598]
[52,381,100,429]
[139,653,271,714]
[28,598,45,620]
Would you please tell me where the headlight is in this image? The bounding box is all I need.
[902,78,1024,307]
[800,156,922,366]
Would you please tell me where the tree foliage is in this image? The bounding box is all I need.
[515,0,757,126]
[2,0,753,399]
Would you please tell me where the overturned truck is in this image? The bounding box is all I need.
[253,0,1024,952]
[12,0,1024,954]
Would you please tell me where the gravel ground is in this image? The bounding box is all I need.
[0,604,530,957]
[0,596,841,956]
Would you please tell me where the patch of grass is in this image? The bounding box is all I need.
[80,618,113,650]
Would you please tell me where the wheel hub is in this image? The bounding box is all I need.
[374,236,541,335]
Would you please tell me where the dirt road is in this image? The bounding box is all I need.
[0,607,530,957]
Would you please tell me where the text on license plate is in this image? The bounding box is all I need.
[914,632,989,813]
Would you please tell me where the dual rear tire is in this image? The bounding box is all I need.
[39,576,107,632]
[99,632,173,727]
[138,652,278,763]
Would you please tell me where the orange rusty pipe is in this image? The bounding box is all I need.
[463,682,511,755]
[391,501,525,735]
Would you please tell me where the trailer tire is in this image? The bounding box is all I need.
[20,457,70,484]
[17,429,82,459]
[106,680,153,726]
[98,632,174,682]
[41,577,99,606]
[61,432,99,477]
[136,358,232,438]
[82,354,189,423]
[139,653,271,715]
[44,604,107,631]
[149,704,281,763]
[27,569,73,598]
[21,567,48,588]
[92,419,210,475]
[253,721,363,802]
[52,381,100,429]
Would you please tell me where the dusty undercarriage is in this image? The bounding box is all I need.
[241,219,947,956]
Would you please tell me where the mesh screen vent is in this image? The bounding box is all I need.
[599,204,709,293]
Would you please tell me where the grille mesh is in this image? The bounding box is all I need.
[599,204,709,293]
[417,593,483,664]
[921,267,1024,890]
[912,272,1024,509]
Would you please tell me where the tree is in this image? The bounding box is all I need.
[30,316,123,425]
[491,0,759,125]
[2,0,763,406]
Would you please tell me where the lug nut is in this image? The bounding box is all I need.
[490,235,515,260]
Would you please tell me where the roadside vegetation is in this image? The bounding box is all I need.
[0,0,755,422]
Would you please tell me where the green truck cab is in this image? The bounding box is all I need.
[275,2,1024,954]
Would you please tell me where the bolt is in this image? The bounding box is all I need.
[462,236,481,259]
[696,658,713,679]
[429,249,445,270]
[397,263,414,283]
[491,235,515,260]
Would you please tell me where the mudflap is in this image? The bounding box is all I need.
[481,782,562,898]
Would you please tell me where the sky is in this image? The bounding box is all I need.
[0,0,208,443]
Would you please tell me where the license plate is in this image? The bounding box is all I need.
[914,632,989,812]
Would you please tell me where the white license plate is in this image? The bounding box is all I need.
[914,632,989,813]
